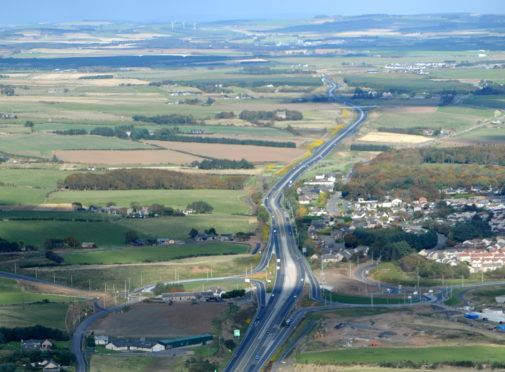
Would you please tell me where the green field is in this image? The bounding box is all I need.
[0,167,66,188]
[296,345,505,365]
[370,112,478,131]
[323,289,410,305]
[437,106,496,117]
[344,74,474,93]
[47,189,251,214]
[13,255,260,291]
[463,95,505,110]
[0,185,50,205]
[0,302,69,329]
[455,127,505,143]
[0,133,154,158]
[119,214,255,241]
[0,278,78,305]
[90,355,177,372]
[0,220,142,248]
[63,243,249,265]
[0,212,255,247]
[431,68,505,83]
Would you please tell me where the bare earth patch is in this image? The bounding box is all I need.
[53,149,204,165]
[90,302,228,338]
[146,141,305,163]
[357,131,431,144]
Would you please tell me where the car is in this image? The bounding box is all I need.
[233,354,239,359]
[255,354,260,360]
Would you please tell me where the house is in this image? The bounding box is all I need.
[94,335,109,345]
[22,339,42,350]
[106,340,130,351]
[129,340,165,352]
[41,339,53,350]
[105,339,165,352]
[40,360,60,372]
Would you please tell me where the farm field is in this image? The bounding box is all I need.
[296,345,505,365]
[0,302,69,329]
[118,214,256,241]
[0,278,78,305]
[343,74,474,93]
[293,366,467,372]
[463,95,505,110]
[54,149,205,165]
[430,68,505,83]
[357,131,431,144]
[0,219,142,248]
[89,355,178,372]
[63,243,249,265]
[0,167,66,188]
[0,185,50,205]
[368,108,484,132]
[13,255,260,291]
[452,127,505,144]
[146,140,306,162]
[47,189,251,214]
[91,302,228,338]
[0,133,154,158]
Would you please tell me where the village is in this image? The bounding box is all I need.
[297,173,505,270]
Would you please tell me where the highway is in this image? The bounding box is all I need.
[225,78,368,372]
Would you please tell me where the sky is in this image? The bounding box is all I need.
[1,0,504,24]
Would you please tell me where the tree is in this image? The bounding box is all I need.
[125,231,139,244]
[85,333,95,348]
[71,202,83,210]
[64,237,80,248]
[44,238,65,250]
[224,339,236,350]
[187,200,214,214]
[24,121,34,128]
[189,228,199,239]
[205,227,217,235]
[45,250,64,264]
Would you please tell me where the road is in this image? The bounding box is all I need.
[225,77,368,372]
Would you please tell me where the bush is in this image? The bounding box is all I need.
[187,201,214,214]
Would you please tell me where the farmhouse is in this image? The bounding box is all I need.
[21,339,53,351]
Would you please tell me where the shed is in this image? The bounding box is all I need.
[94,335,109,345]
[158,334,213,349]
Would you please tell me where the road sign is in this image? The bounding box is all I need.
[234,329,240,337]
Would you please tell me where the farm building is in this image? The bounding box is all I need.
[105,339,164,352]
[161,289,223,302]
[21,339,53,351]
[106,339,129,351]
[465,309,505,323]
[159,334,213,349]
[94,335,108,345]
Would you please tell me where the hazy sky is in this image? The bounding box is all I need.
[2,0,504,24]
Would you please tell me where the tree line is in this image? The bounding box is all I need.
[63,169,248,190]
[342,146,505,201]
[54,124,296,148]
[191,158,255,170]
[238,109,303,123]
[344,227,438,261]
[133,114,197,125]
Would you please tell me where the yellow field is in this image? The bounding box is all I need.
[357,131,432,144]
